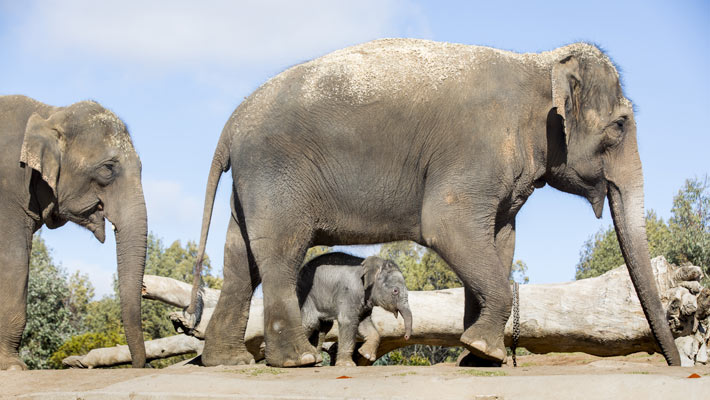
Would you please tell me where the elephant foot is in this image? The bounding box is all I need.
[266,339,321,368]
[456,349,503,367]
[460,330,506,364]
[201,346,255,367]
[357,344,378,362]
[271,351,321,368]
[0,355,27,371]
[335,358,356,367]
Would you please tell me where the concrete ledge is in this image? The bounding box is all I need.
[6,363,709,400]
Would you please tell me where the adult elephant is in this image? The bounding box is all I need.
[188,39,680,367]
[0,95,147,370]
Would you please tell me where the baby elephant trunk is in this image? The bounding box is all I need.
[399,303,413,340]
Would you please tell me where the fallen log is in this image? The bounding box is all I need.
[66,256,709,367]
[169,256,709,365]
[62,335,203,368]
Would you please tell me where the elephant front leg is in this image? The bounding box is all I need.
[0,221,31,371]
[423,200,511,364]
[335,313,358,367]
[356,316,380,363]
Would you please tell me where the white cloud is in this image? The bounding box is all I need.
[16,0,431,69]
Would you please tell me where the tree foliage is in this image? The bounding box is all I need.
[576,176,709,281]
[21,235,93,369]
[49,331,125,369]
[510,260,530,284]
[667,176,710,281]
[379,241,461,291]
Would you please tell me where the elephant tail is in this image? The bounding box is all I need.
[185,131,231,325]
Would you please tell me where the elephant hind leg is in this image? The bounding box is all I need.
[249,222,320,367]
[202,206,261,366]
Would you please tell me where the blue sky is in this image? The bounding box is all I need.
[1,1,708,298]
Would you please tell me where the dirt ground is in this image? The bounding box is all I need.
[2,353,709,399]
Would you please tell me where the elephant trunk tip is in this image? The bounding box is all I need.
[399,305,413,341]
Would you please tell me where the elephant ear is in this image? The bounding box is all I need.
[361,257,384,291]
[551,55,582,146]
[20,111,66,196]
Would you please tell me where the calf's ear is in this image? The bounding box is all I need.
[361,257,383,290]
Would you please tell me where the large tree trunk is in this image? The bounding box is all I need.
[68,256,708,368]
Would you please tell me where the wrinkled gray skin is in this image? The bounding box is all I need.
[297,253,412,366]
[188,39,680,367]
[0,95,147,369]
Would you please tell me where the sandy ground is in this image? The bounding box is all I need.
[2,353,709,399]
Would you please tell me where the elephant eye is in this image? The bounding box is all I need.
[95,161,118,185]
[393,287,399,295]
[602,117,627,148]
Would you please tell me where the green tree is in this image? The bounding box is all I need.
[379,241,461,291]
[575,210,671,280]
[667,176,710,282]
[510,260,530,284]
[82,296,124,337]
[67,271,95,332]
[20,235,76,369]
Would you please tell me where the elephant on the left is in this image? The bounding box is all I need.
[0,95,147,370]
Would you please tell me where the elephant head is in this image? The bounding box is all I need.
[545,45,680,365]
[362,257,412,340]
[20,101,147,367]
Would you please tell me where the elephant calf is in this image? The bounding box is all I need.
[297,253,412,366]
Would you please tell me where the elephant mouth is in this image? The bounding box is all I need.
[587,182,608,219]
[67,200,106,243]
[87,209,107,243]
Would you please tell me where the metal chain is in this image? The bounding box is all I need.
[511,281,520,367]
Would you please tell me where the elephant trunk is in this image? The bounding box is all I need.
[607,168,680,366]
[399,301,413,341]
[109,180,148,368]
